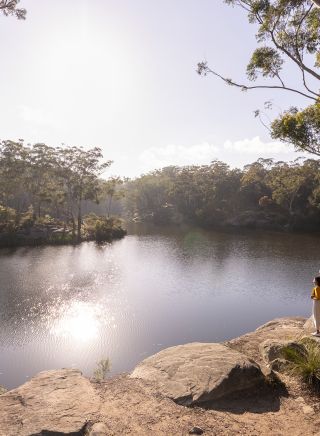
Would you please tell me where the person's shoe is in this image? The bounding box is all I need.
[311,332,320,337]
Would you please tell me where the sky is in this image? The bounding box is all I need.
[0,0,313,178]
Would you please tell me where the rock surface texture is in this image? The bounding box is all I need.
[131,342,266,405]
[0,369,100,436]
[1,317,320,435]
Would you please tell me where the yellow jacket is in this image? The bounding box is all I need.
[311,286,320,300]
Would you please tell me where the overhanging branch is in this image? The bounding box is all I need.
[197,62,318,101]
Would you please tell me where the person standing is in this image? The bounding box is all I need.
[311,276,320,337]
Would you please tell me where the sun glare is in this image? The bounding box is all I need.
[51,301,101,343]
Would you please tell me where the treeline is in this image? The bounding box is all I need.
[2,139,320,237]
[123,159,320,231]
[0,140,125,244]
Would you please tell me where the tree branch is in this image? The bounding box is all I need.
[293,4,319,97]
[268,16,320,82]
[198,63,318,101]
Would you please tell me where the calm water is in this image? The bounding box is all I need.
[0,226,317,389]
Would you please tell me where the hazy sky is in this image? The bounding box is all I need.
[0,0,311,177]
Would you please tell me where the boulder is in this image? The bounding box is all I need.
[260,339,305,365]
[130,342,266,406]
[0,369,100,436]
[225,317,306,365]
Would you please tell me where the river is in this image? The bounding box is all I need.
[0,226,317,389]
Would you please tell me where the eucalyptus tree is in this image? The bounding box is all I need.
[0,140,28,211]
[198,0,320,156]
[56,145,112,240]
[100,176,124,217]
[25,143,58,219]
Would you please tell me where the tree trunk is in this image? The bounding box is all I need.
[107,195,113,217]
[71,216,76,240]
[77,200,82,242]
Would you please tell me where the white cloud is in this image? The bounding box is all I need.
[18,105,58,127]
[135,136,305,176]
[139,142,220,169]
[223,136,290,154]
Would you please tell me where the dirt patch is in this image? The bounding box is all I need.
[92,373,319,436]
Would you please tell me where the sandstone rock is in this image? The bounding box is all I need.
[260,339,304,365]
[87,422,108,435]
[303,316,315,332]
[269,358,291,372]
[226,317,306,366]
[130,342,266,406]
[0,369,100,436]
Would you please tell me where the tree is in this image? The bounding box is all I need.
[56,146,112,241]
[198,0,320,156]
[100,177,124,217]
[25,143,58,219]
[0,140,28,211]
[0,0,26,20]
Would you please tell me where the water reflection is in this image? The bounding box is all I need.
[50,301,101,343]
[0,227,318,389]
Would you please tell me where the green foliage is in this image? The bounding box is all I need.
[247,47,283,81]
[123,158,320,231]
[83,213,126,242]
[93,358,111,382]
[0,204,17,232]
[0,141,114,242]
[282,339,320,388]
[271,103,320,156]
[19,206,35,229]
[0,385,6,395]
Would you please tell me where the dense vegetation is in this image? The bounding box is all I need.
[0,140,126,246]
[123,158,320,231]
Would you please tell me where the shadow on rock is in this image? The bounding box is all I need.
[199,381,289,414]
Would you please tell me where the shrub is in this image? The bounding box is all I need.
[0,385,6,395]
[36,214,55,225]
[20,205,35,229]
[93,358,111,382]
[83,213,126,242]
[282,338,320,388]
[0,204,17,232]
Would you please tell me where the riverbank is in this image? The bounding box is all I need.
[0,215,127,248]
[1,317,319,435]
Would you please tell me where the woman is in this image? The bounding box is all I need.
[311,276,320,337]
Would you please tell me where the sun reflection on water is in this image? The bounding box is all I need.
[50,300,101,343]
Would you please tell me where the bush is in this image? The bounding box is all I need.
[93,358,111,382]
[20,205,35,229]
[83,213,126,242]
[0,204,17,232]
[282,338,320,388]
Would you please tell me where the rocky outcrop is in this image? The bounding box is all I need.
[130,342,266,406]
[0,369,100,436]
[0,317,319,435]
[260,339,305,364]
[259,339,306,371]
[225,317,307,365]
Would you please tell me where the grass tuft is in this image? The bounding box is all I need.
[282,338,320,388]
